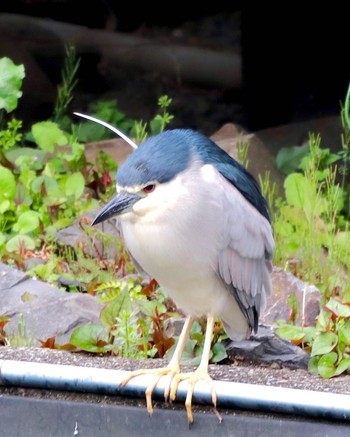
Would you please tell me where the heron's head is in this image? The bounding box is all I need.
[92,129,205,225]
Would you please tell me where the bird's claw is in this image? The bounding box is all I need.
[120,367,218,423]
[170,368,217,424]
[120,366,180,416]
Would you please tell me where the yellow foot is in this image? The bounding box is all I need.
[170,367,217,424]
[120,366,180,416]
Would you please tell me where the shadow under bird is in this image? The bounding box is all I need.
[75,113,275,423]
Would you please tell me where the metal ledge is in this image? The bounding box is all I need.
[1,359,350,424]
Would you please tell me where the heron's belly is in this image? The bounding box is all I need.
[121,221,224,315]
[121,220,250,339]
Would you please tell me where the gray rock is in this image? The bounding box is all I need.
[0,262,103,346]
[226,325,310,369]
[56,208,121,259]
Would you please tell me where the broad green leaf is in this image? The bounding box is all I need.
[284,173,323,217]
[165,337,201,365]
[64,172,85,199]
[100,291,132,329]
[0,165,16,202]
[317,352,337,378]
[6,235,35,252]
[276,325,305,343]
[308,356,320,374]
[5,147,47,167]
[335,357,350,376]
[0,200,11,213]
[181,339,202,366]
[325,297,350,318]
[13,211,40,234]
[338,319,350,346]
[276,144,309,175]
[69,323,110,352]
[0,57,25,113]
[316,308,333,331]
[31,175,59,194]
[136,299,166,318]
[31,121,67,152]
[311,332,338,356]
[211,342,228,363]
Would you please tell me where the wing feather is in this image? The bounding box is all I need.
[214,168,275,333]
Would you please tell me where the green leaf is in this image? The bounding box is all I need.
[210,342,228,363]
[12,211,41,234]
[64,172,85,199]
[31,175,59,195]
[276,144,309,175]
[6,235,36,252]
[31,121,68,152]
[0,200,11,214]
[0,57,25,113]
[335,357,350,376]
[284,173,323,217]
[338,319,350,346]
[69,323,110,352]
[136,299,167,318]
[100,291,132,329]
[311,332,338,356]
[325,297,350,318]
[308,356,320,374]
[180,339,202,366]
[5,147,47,167]
[0,165,16,202]
[275,325,306,343]
[318,352,337,378]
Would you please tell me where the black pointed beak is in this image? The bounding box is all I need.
[92,191,142,225]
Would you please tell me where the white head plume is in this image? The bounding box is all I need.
[74,112,138,149]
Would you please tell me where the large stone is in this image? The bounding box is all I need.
[0,262,103,346]
[262,266,321,327]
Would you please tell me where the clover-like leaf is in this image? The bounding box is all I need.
[69,323,110,353]
[6,235,36,252]
[318,352,337,378]
[12,211,41,234]
[311,332,338,356]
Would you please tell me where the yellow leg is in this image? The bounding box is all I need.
[169,313,217,423]
[120,314,218,423]
[120,315,195,416]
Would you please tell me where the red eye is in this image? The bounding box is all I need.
[143,184,156,193]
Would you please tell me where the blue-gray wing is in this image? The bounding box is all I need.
[215,169,275,334]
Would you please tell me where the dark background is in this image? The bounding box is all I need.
[1,2,349,135]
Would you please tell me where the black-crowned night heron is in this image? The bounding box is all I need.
[77,114,275,423]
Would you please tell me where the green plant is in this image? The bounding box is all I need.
[54,45,80,124]
[68,277,176,359]
[274,83,350,378]
[165,319,228,366]
[0,57,25,118]
[0,53,181,357]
